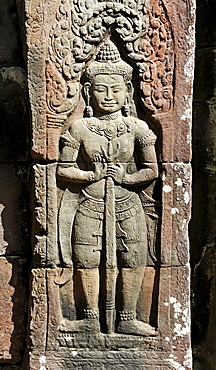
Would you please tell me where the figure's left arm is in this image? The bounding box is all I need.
[122,125,158,186]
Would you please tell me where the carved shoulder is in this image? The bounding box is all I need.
[68,118,86,140]
[132,117,157,148]
[59,119,84,156]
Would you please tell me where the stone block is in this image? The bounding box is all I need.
[26,0,195,368]
[148,0,195,163]
[0,164,28,255]
[27,265,192,369]
[161,163,191,266]
[0,257,27,363]
[32,163,58,267]
[28,269,47,352]
[26,0,195,163]
[158,266,191,349]
[137,267,159,327]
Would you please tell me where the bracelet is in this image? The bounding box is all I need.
[87,172,95,182]
[121,173,127,184]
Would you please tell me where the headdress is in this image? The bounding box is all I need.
[84,40,132,82]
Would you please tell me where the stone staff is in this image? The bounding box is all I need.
[104,140,118,333]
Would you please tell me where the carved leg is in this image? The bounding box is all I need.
[116,267,156,336]
[120,267,144,311]
[77,268,99,313]
[60,268,100,333]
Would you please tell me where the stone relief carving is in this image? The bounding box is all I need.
[47,0,173,120]
[138,0,174,113]
[57,40,159,336]
[26,0,174,160]
[25,0,195,366]
[33,164,47,266]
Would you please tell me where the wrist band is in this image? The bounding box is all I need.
[87,172,94,182]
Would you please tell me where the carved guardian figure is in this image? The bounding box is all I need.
[57,40,158,336]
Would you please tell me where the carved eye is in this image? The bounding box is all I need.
[94,87,106,92]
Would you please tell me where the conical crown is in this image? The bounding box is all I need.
[96,40,121,62]
[85,40,132,82]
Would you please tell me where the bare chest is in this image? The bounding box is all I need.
[80,121,135,163]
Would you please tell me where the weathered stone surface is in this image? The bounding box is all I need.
[0,164,28,255]
[160,163,191,266]
[0,257,27,363]
[32,163,58,266]
[30,350,186,370]
[137,267,158,326]
[28,269,47,352]
[0,0,207,368]
[56,41,159,339]
[27,265,192,368]
[151,0,195,163]
[29,347,191,369]
[32,164,46,266]
[158,266,191,348]
[26,0,195,368]
[191,0,216,363]
[0,2,29,368]
[26,0,195,163]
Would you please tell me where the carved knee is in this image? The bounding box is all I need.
[117,242,147,268]
[74,244,101,268]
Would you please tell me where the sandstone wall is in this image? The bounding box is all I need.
[191,0,216,368]
[0,0,29,367]
[0,0,214,369]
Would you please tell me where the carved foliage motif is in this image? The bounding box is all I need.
[47,0,83,115]
[33,165,47,265]
[46,0,149,116]
[26,0,44,41]
[46,0,174,118]
[26,0,174,161]
[27,5,43,34]
[138,0,174,113]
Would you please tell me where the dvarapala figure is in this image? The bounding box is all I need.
[57,40,158,336]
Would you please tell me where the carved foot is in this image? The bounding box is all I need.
[59,318,100,334]
[116,320,157,336]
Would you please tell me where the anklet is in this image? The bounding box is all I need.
[118,310,136,321]
[84,309,99,319]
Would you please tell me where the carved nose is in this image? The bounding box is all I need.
[105,88,113,100]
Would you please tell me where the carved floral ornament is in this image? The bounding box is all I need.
[45,0,174,117]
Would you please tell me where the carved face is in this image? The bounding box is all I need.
[91,74,128,114]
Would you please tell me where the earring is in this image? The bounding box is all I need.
[85,105,93,118]
[122,95,131,117]
[84,82,93,117]
[123,104,130,117]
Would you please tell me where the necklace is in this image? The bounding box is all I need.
[86,117,131,140]
[97,112,122,121]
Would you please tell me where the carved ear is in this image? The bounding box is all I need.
[126,81,132,93]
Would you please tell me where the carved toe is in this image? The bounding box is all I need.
[116,319,156,337]
[59,318,100,333]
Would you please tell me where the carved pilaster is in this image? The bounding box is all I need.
[27,0,195,368]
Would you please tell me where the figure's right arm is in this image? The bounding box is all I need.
[57,126,95,184]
